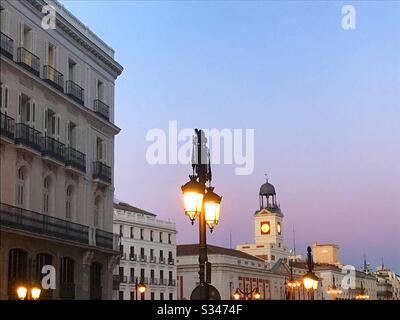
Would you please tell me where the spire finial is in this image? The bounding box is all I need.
[264,173,269,182]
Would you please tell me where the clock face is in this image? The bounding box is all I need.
[260,222,270,234]
[277,222,282,235]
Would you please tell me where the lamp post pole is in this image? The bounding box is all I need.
[306,246,315,300]
[195,129,210,299]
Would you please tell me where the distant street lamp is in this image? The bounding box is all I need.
[181,129,222,300]
[327,275,342,300]
[135,278,147,300]
[355,281,370,300]
[286,267,301,300]
[232,287,261,300]
[16,283,41,300]
[302,246,319,300]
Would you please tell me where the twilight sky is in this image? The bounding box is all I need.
[60,1,400,272]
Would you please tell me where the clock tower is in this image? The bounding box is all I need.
[237,177,289,266]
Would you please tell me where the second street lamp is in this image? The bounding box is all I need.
[302,246,319,300]
[181,129,222,300]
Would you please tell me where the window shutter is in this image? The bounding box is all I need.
[32,31,37,54]
[32,102,36,128]
[26,100,31,124]
[43,107,48,135]
[19,22,24,46]
[66,121,70,146]
[17,94,21,122]
[102,141,107,163]
[56,115,60,140]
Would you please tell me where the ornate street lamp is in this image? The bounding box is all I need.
[16,283,41,300]
[181,129,222,300]
[135,278,147,300]
[232,287,261,300]
[302,246,319,300]
[327,275,342,300]
[286,267,301,300]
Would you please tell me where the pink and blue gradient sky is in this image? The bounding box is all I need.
[61,1,400,271]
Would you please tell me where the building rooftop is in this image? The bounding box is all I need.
[114,202,157,217]
[177,244,264,262]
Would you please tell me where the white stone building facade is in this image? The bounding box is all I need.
[0,0,122,299]
[113,202,177,300]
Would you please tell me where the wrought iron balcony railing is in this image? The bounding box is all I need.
[42,135,66,163]
[95,228,114,249]
[149,256,157,263]
[168,279,176,287]
[159,279,167,286]
[93,99,110,121]
[66,80,84,105]
[43,65,64,92]
[129,253,137,261]
[15,123,42,153]
[159,257,166,264]
[93,161,111,184]
[139,254,147,262]
[168,258,175,265]
[135,276,149,284]
[0,112,15,140]
[149,278,158,285]
[65,147,86,173]
[0,202,89,244]
[17,47,40,77]
[0,32,13,59]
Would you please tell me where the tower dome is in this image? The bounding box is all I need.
[259,176,278,210]
[259,181,276,196]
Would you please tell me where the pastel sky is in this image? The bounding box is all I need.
[60,1,400,272]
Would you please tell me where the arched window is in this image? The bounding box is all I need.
[60,257,75,299]
[8,249,28,298]
[90,262,102,300]
[65,185,73,220]
[43,176,51,214]
[16,167,26,207]
[36,253,53,299]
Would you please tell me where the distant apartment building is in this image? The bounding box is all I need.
[113,202,177,300]
[0,0,123,299]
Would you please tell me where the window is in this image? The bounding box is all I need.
[159,232,163,243]
[43,176,51,214]
[66,185,73,220]
[169,271,173,282]
[130,291,134,300]
[140,268,145,282]
[130,227,134,238]
[19,94,35,126]
[96,79,104,101]
[150,230,153,242]
[60,257,75,299]
[160,270,164,281]
[94,196,101,228]
[119,245,124,254]
[130,246,134,256]
[90,262,102,300]
[169,293,173,300]
[140,229,144,240]
[68,59,76,82]
[0,83,8,114]
[16,167,26,207]
[150,249,154,259]
[96,137,105,162]
[160,292,164,300]
[168,234,172,244]
[119,225,123,237]
[0,7,9,35]
[119,267,124,277]
[119,291,124,300]
[160,250,164,259]
[150,269,155,281]
[47,43,56,68]
[151,292,155,300]
[8,249,28,294]
[66,122,76,147]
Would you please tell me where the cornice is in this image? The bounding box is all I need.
[22,0,123,78]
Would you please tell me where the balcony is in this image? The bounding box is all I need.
[93,99,110,121]
[139,254,147,262]
[42,136,66,164]
[129,276,136,283]
[95,228,115,250]
[159,279,167,286]
[136,277,148,284]
[66,80,84,106]
[129,253,137,261]
[113,275,121,290]
[118,275,128,283]
[43,65,64,93]
[65,147,86,173]
[0,202,89,244]
[17,47,40,77]
[149,278,158,285]
[168,258,175,265]
[93,161,111,184]
[149,256,157,263]
[59,283,75,300]
[159,257,166,264]
[168,279,176,287]
[120,252,127,260]
[0,32,13,59]
[15,123,42,154]
[0,112,14,141]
